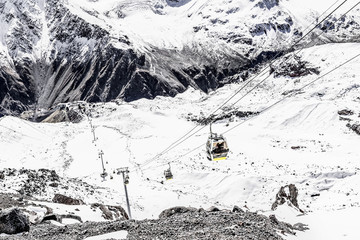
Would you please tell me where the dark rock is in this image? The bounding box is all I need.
[340,116,352,121]
[271,55,320,78]
[42,109,82,123]
[0,208,30,234]
[232,205,244,213]
[90,203,128,220]
[52,194,84,205]
[292,223,309,231]
[158,206,197,219]
[41,214,82,224]
[269,214,279,224]
[338,109,354,116]
[291,146,306,150]
[255,0,279,10]
[346,123,360,135]
[187,109,259,125]
[49,182,59,188]
[0,172,4,180]
[41,214,61,223]
[271,184,303,212]
[208,206,220,212]
[0,205,307,240]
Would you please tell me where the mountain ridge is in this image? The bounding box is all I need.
[0,0,359,116]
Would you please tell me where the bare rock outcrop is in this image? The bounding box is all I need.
[346,123,360,135]
[0,208,29,235]
[158,206,197,219]
[91,203,129,220]
[0,205,305,240]
[52,194,84,205]
[271,184,303,213]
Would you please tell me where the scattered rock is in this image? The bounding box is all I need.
[0,208,30,234]
[346,123,360,135]
[52,194,84,205]
[0,206,306,240]
[49,182,58,188]
[271,55,320,78]
[291,146,306,150]
[42,109,83,123]
[255,0,279,10]
[292,222,309,231]
[269,214,280,224]
[339,116,352,121]
[186,109,258,125]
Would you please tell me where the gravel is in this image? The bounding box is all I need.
[0,207,298,240]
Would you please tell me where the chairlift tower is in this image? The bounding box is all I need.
[91,128,97,143]
[99,150,107,181]
[117,167,132,219]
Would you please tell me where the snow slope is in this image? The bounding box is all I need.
[1,42,360,239]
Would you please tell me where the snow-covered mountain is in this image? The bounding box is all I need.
[1,1,360,239]
[1,0,360,116]
[1,40,360,239]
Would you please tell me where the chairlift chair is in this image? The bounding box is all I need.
[206,124,229,161]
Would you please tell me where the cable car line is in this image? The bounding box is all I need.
[140,0,352,168]
[141,51,360,171]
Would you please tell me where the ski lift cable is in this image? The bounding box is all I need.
[229,0,360,108]
[217,0,356,109]
[140,3,356,171]
[141,52,360,171]
[223,56,360,135]
[140,0,351,168]
[113,1,360,175]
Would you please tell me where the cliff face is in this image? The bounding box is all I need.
[0,0,359,116]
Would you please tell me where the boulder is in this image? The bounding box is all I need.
[232,205,244,213]
[0,208,29,234]
[208,206,220,212]
[52,194,84,205]
[159,206,197,219]
[90,203,129,220]
[271,184,303,212]
[338,109,354,116]
[41,214,82,224]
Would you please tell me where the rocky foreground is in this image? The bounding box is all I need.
[0,168,308,239]
[0,205,307,240]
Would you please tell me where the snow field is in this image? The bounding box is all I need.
[0,43,359,239]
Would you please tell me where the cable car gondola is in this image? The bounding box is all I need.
[164,163,173,180]
[206,124,229,161]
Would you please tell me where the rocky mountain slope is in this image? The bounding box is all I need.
[0,203,302,240]
[1,0,359,116]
